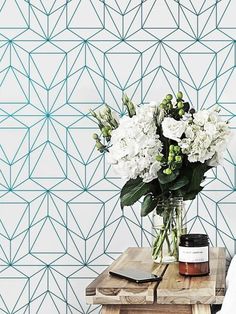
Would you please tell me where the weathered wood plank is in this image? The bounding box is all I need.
[101,305,121,314]
[215,247,226,304]
[119,303,192,313]
[86,247,226,307]
[86,247,166,304]
[156,247,225,304]
[191,304,211,314]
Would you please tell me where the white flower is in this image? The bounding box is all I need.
[179,108,231,164]
[107,103,163,182]
[156,107,165,126]
[162,117,187,142]
[204,122,217,136]
[193,110,209,126]
[142,161,161,183]
[185,125,195,139]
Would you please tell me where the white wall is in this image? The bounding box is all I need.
[0,1,235,313]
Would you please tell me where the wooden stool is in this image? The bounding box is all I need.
[86,247,225,314]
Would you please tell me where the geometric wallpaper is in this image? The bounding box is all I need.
[0,0,235,313]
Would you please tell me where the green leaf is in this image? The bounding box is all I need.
[187,163,210,194]
[184,186,204,200]
[157,170,179,184]
[120,177,149,209]
[141,194,158,217]
[169,176,189,191]
[181,162,211,201]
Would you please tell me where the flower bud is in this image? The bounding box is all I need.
[122,94,129,103]
[122,94,136,117]
[105,104,111,114]
[90,109,97,118]
[174,145,180,153]
[169,145,174,152]
[168,156,174,162]
[177,101,184,109]
[96,140,105,151]
[155,155,163,162]
[162,99,168,105]
[103,113,110,121]
[167,103,173,110]
[100,107,109,117]
[169,152,175,158]
[166,94,173,100]
[178,109,185,116]
[92,133,99,140]
[175,155,182,162]
[102,127,110,137]
[164,168,172,175]
[177,91,183,99]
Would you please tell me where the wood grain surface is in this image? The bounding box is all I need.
[121,303,192,313]
[86,247,166,304]
[86,247,226,310]
[101,303,212,314]
[156,247,226,304]
[191,304,211,314]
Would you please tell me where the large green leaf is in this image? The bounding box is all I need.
[141,194,158,217]
[182,163,211,200]
[184,186,204,200]
[187,163,210,193]
[169,176,189,191]
[148,178,163,197]
[120,177,149,209]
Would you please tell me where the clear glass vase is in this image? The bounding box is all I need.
[152,197,186,263]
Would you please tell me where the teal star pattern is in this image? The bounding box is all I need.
[0,0,235,313]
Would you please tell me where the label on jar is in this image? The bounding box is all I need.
[179,246,208,263]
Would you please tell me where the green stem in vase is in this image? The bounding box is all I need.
[166,230,171,255]
[152,196,185,263]
[175,205,183,257]
[152,214,172,261]
[171,228,178,259]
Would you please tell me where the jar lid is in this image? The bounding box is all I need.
[180,233,209,247]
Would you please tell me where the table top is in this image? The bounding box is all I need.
[86,247,225,305]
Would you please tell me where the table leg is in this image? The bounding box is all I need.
[101,305,121,314]
[191,304,211,314]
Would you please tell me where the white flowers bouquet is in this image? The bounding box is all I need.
[90,92,230,216]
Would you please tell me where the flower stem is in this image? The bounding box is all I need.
[152,197,184,263]
[152,214,171,262]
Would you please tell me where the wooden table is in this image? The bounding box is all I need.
[86,247,225,314]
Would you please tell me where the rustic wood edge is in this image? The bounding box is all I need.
[101,305,121,314]
[86,248,132,296]
[156,247,226,305]
[86,248,166,304]
[101,303,195,314]
[191,304,211,314]
[86,247,226,306]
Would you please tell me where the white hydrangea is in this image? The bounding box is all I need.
[107,103,163,183]
[179,109,231,165]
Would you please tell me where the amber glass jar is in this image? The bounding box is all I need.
[179,234,210,276]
